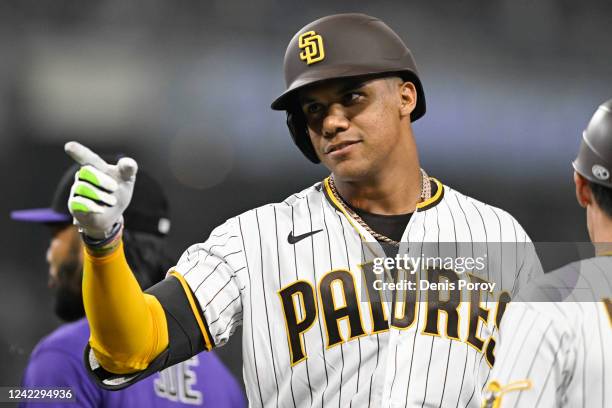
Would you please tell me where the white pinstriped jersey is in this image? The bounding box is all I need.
[172,177,542,407]
[485,256,612,408]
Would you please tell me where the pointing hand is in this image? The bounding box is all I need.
[64,141,138,239]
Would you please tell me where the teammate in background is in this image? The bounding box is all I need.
[11,163,246,408]
[64,14,542,407]
[483,99,612,407]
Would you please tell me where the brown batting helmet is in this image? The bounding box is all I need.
[271,13,426,163]
[573,99,612,188]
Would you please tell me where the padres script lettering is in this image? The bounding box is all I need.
[278,267,509,368]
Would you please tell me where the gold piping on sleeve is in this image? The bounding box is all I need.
[168,271,214,351]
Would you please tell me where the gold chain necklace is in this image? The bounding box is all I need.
[328,169,432,247]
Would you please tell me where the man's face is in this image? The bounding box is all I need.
[298,76,414,180]
[46,224,84,321]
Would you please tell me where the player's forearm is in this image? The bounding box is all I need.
[83,238,168,374]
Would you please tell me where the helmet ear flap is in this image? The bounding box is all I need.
[286,111,321,163]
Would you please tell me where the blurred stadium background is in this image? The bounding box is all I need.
[1,0,611,387]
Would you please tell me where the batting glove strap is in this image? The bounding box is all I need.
[82,222,124,257]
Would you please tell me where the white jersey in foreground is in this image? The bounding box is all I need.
[173,178,542,407]
[484,256,612,407]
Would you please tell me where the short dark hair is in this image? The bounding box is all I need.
[589,181,612,219]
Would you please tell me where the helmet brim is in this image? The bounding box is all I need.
[271,67,426,122]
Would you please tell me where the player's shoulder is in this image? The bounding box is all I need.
[195,181,322,246]
[261,181,322,212]
[231,181,322,220]
[517,261,581,301]
[519,256,609,302]
[441,182,527,232]
[443,183,509,216]
[505,257,607,336]
[30,318,89,360]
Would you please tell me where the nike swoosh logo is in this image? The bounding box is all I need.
[287,229,323,244]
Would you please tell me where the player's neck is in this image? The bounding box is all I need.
[333,159,422,215]
[589,209,612,253]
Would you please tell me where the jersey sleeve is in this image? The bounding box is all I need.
[21,348,100,408]
[484,302,575,408]
[510,218,544,296]
[169,216,247,348]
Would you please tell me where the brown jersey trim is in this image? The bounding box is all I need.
[322,177,367,241]
[323,176,445,214]
[416,178,444,212]
[321,177,344,214]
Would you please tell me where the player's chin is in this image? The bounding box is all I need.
[324,156,371,181]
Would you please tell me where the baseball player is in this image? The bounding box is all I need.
[64,14,542,407]
[11,163,246,407]
[482,99,612,407]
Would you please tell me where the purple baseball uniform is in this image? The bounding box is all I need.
[20,318,246,407]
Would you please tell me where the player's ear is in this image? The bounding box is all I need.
[398,80,417,118]
[574,172,592,208]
